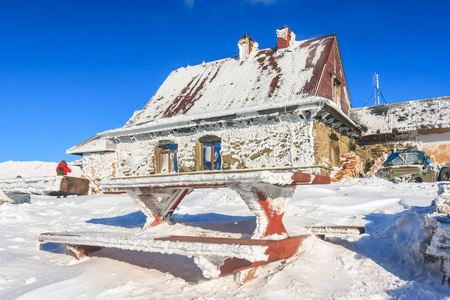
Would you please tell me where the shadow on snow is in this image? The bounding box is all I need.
[322,205,448,297]
[86,211,146,228]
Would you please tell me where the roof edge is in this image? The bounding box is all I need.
[101,97,348,138]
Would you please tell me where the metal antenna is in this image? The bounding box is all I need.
[373,73,387,105]
[364,73,387,106]
[373,73,380,105]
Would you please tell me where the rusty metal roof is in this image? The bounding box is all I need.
[126,35,336,127]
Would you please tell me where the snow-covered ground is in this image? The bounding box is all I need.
[0,162,449,299]
[0,161,82,179]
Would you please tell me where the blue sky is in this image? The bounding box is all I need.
[0,0,449,163]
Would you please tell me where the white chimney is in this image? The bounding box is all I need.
[238,33,259,62]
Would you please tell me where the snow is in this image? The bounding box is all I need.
[101,171,296,189]
[125,35,334,127]
[39,232,270,265]
[350,96,450,135]
[0,161,83,203]
[1,161,449,298]
[0,161,82,179]
[0,176,63,195]
[94,97,329,139]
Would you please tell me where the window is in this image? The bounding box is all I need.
[159,144,178,174]
[201,141,221,171]
[332,75,342,106]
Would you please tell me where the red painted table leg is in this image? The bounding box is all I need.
[67,245,101,260]
[231,183,296,238]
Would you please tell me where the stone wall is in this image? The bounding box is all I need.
[355,141,413,174]
[79,122,449,188]
[117,140,156,177]
[81,152,117,193]
[312,120,356,169]
[115,117,316,177]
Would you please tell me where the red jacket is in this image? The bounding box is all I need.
[56,163,72,175]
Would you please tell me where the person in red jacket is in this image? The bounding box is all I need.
[56,160,72,176]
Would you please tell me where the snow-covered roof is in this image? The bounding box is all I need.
[67,33,360,155]
[350,96,450,135]
[66,136,116,155]
[87,97,361,140]
[65,96,361,155]
[125,35,336,127]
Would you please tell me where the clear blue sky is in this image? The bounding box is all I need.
[1,0,449,163]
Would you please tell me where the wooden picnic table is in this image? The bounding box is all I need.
[40,170,330,284]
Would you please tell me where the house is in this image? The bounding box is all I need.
[67,27,362,191]
[350,96,450,172]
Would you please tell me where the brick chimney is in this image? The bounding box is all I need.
[276,27,296,50]
[238,33,259,62]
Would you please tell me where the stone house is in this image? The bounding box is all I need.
[67,27,362,191]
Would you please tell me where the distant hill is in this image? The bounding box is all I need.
[0,161,82,179]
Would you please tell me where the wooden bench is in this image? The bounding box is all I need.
[39,170,330,283]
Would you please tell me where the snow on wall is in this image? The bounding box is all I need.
[116,117,315,177]
[350,97,450,135]
[118,142,156,177]
[80,152,117,193]
[221,116,314,170]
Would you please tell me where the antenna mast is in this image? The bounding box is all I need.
[373,73,380,105]
[364,73,387,107]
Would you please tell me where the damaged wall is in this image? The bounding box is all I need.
[355,129,450,172]
[416,129,450,163]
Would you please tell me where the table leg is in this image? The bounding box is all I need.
[230,183,296,239]
[127,187,192,230]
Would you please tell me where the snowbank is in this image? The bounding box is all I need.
[0,161,82,179]
[1,177,449,298]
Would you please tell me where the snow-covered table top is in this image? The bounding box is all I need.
[100,170,330,189]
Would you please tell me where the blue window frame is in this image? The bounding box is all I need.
[202,141,221,171]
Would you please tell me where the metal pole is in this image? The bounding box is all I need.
[376,74,380,105]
